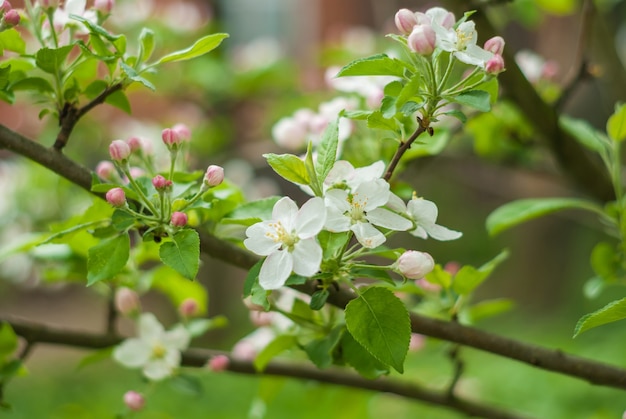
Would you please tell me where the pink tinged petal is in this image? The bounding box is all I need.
[259,250,293,290]
[244,222,282,256]
[143,359,173,381]
[324,206,351,232]
[366,208,412,231]
[351,222,386,248]
[291,239,322,277]
[272,197,298,229]
[163,325,191,350]
[422,223,463,241]
[113,339,151,368]
[138,313,165,341]
[295,197,326,238]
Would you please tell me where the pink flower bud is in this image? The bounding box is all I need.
[0,1,12,13]
[128,167,145,179]
[2,8,19,27]
[484,36,505,56]
[250,310,273,327]
[409,333,425,352]
[394,8,417,35]
[126,136,143,153]
[444,261,460,276]
[171,211,188,228]
[397,250,434,279]
[408,24,436,55]
[152,174,172,190]
[94,0,114,14]
[204,165,224,187]
[161,128,182,149]
[123,391,145,411]
[115,287,140,316]
[106,187,126,207]
[485,54,505,75]
[271,117,308,151]
[96,161,116,180]
[109,139,131,162]
[179,298,198,317]
[208,355,230,372]
[172,123,191,141]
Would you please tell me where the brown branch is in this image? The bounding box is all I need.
[384,122,428,182]
[53,83,124,151]
[1,316,530,419]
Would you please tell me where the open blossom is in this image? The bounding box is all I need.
[113,313,191,381]
[388,195,461,240]
[324,179,412,248]
[323,160,385,192]
[244,197,326,290]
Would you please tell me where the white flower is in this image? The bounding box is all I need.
[324,160,386,191]
[113,313,191,381]
[388,194,462,240]
[431,19,493,68]
[324,179,412,248]
[244,197,326,290]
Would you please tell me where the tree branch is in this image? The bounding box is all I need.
[1,316,530,419]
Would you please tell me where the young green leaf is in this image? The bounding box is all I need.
[104,89,131,114]
[120,62,156,91]
[87,234,130,286]
[574,298,626,337]
[254,335,298,372]
[337,54,407,78]
[264,153,310,185]
[244,259,264,298]
[340,329,389,379]
[0,323,18,360]
[315,118,339,186]
[486,198,605,236]
[452,90,491,112]
[0,29,26,55]
[156,33,229,65]
[309,289,329,310]
[35,46,74,74]
[452,250,509,295]
[345,287,410,373]
[607,103,626,142]
[138,28,155,63]
[303,326,343,369]
[560,115,609,154]
[159,229,200,280]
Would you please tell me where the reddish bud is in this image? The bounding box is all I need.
[208,355,230,372]
[96,161,116,180]
[94,0,114,14]
[2,8,19,27]
[126,136,143,153]
[204,165,224,187]
[397,250,434,279]
[123,391,145,411]
[178,298,198,317]
[484,36,505,56]
[170,211,188,228]
[161,128,182,149]
[115,287,140,316]
[485,54,505,75]
[394,8,417,35]
[106,187,126,207]
[0,1,12,14]
[172,123,191,141]
[152,174,172,190]
[109,139,131,162]
[408,24,436,55]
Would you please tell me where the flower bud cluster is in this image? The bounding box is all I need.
[0,1,19,30]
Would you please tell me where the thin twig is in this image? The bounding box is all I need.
[384,122,429,181]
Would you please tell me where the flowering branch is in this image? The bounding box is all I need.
[1,316,529,419]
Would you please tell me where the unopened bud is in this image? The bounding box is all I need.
[96,161,116,180]
[484,36,505,56]
[204,165,224,187]
[161,128,183,149]
[397,250,434,279]
[123,391,145,411]
[115,287,140,316]
[126,136,143,153]
[106,187,126,207]
[2,8,19,27]
[408,24,436,55]
[250,310,273,327]
[394,8,417,35]
[172,123,191,141]
[109,139,131,162]
[94,0,114,14]
[485,54,505,75]
[272,117,308,151]
[0,1,12,14]
[152,174,172,190]
[171,211,188,228]
[208,355,230,372]
[178,298,198,317]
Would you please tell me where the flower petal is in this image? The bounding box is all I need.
[143,359,173,381]
[162,324,191,351]
[324,206,350,232]
[366,208,412,231]
[113,338,151,368]
[423,223,463,241]
[407,198,438,224]
[351,222,386,248]
[291,239,322,277]
[259,250,293,290]
[244,222,282,256]
[138,312,165,341]
[272,197,298,231]
[295,197,326,238]
[355,179,389,210]
[325,189,350,212]
[385,193,407,213]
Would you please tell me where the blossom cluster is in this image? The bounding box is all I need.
[395,7,505,74]
[244,159,461,290]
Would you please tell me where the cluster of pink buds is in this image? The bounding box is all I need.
[0,1,20,30]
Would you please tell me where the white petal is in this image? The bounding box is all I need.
[423,223,463,241]
[324,206,350,232]
[272,197,298,231]
[409,226,428,239]
[407,198,438,224]
[295,197,326,238]
[113,339,151,368]
[162,325,191,351]
[366,208,413,231]
[143,359,172,381]
[351,222,386,248]
[324,161,354,187]
[244,222,281,256]
[325,189,350,212]
[355,179,389,210]
[385,193,407,213]
[348,160,385,188]
[291,239,322,277]
[259,250,293,290]
[138,313,165,341]
[65,0,86,15]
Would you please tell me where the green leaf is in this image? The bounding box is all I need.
[452,250,509,295]
[36,46,74,74]
[560,115,609,154]
[0,323,18,360]
[303,326,343,369]
[340,331,389,379]
[151,265,208,314]
[574,298,626,337]
[590,242,619,281]
[120,61,155,91]
[452,90,491,112]
[159,229,200,280]
[263,153,309,185]
[221,196,281,226]
[424,264,451,289]
[156,33,229,65]
[309,290,329,310]
[0,29,26,55]
[70,14,121,42]
[315,118,339,186]
[349,267,394,284]
[76,347,114,370]
[486,198,605,236]
[138,28,155,63]
[367,111,397,132]
[104,89,131,114]
[254,335,298,372]
[243,259,264,298]
[9,77,54,93]
[169,374,203,396]
[86,234,130,286]
[318,231,350,260]
[337,54,407,78]
[466,298,515,323]
[304,141,321,196]
[607,103,626,142]
[111,209,135,231]
[345,287,410,373]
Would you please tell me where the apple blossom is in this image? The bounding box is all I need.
[172,123,191,141]
[152,174,172,190]
[115,287,140,316]
[178,298,199,317]
[208,355,230,372]
[113,312,191,381]
[204,164,224,187]
[408,24,436,55]
[94,0,114,15]
[170,211,188,227]
[485,54,505,75]
[109,140,131,162]
[386,195,462,241]
[106,187,126,207]
[397,250,435,279]
[1,8,18,28]
[394,8,417,35]
[161,127,183,149]
[484,36,505,56]
[123,391,145,411]
[95,161,116,180]
[0,1,11,14]
[244,197,326,290]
